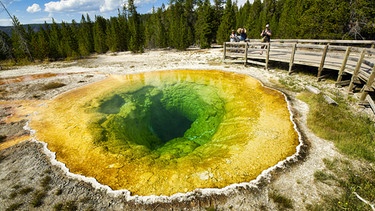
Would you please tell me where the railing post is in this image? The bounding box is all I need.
[348,49,366,93]
[244,42,248,66]
[336,46,351,84]
[360,65,375,101]
[265,43,270,70]
[288,43,297,75]
[317,44,329,81]
[223,42,227,61]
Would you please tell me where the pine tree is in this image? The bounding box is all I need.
[60,22,79,58]
[117,11,129,51]
[345,0,375,40]
[216,0,236,44]
[259,0,278,37]
[144,8,157,48]
[106,17,121,52]
[35,27,49,60]
[246,0,262,38]
[126,0,144,53]
[48,19,63,60]
[0,30,13,60]
[212,0,224,43]
[195,0,214,48]
[184,0,197,47]
[93,16,108,54]
[10,16,33,62]
[278,0,305,38]
[299,0,350,39]
[77,15,95,56]
[237,0,251,31]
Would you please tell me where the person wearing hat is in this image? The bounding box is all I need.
[238,27,247,42]
[230,30,239,42]
[261,24,272,42]
[260,24,272,54]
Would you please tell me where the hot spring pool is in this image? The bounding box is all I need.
[31,69,300,196]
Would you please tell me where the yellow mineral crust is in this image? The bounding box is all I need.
[30,70,299,196]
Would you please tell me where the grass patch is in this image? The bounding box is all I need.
[9,184,23,199]
[12,184,21,190]
[269,190,294,209]
[297,92,375,162]
[41,175,52,188]
[19,187,34,195]
[314,170,336,184]
[31,190,47,207]
[53,201,78,211]
[42,82,66,90]
[311,158,375,210]
[278,76,305,92]
[298,91,375,210]
[5,203,23,211]
[55,189,63,195]
[9,192,18,199]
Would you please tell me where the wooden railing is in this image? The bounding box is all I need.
[223,39,375,112]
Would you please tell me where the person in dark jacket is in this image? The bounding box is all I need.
[260,24,272,54]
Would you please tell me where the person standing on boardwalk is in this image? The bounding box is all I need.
[260,24,272,54]
[238,28,247,42]
[230,30,239,42]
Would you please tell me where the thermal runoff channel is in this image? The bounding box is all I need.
[31,70,299,196]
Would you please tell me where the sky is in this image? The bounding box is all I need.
[0,0,251,26]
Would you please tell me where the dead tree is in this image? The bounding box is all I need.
[0,0,34,62]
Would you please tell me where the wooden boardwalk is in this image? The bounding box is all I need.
[223,39,375,112]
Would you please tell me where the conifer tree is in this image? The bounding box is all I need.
[0,30,13,60]
[345,0,375,40]
[259,0,278,37]
[117,11,129,51]
[144,7,168,49]
[195,0,214,48]
[216,0,236,44]
[60,22,79,58]
[246,0,262,38]
[299,0,349,39]
[78,15,95,56]
[166,1,188,50]
[32,27,49,61]
[154,7,168,48]
[48,19,63,60]
[278,0,304,38]
[236,0,251,31]
[106,17,121,52]
[184,0,197,47]
[93,16,109,54]
[212,0,224,43]
[10,16,33,62]
[126,0,144,53]
[144,8,158,48]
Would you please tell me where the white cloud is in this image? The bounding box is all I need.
[134,0,157,4]
[100,0,123,12]
[27,3,41,13]
[0,18,12,26]
[44,0,125,13]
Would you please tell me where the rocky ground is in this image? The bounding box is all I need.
[0,48,373,210]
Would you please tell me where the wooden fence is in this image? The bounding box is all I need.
[223,39,375,113]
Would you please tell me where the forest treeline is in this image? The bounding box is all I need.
[1,0,374,63]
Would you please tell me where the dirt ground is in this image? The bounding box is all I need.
[0,48,372,210]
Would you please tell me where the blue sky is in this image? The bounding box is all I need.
[0,0,250,26]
